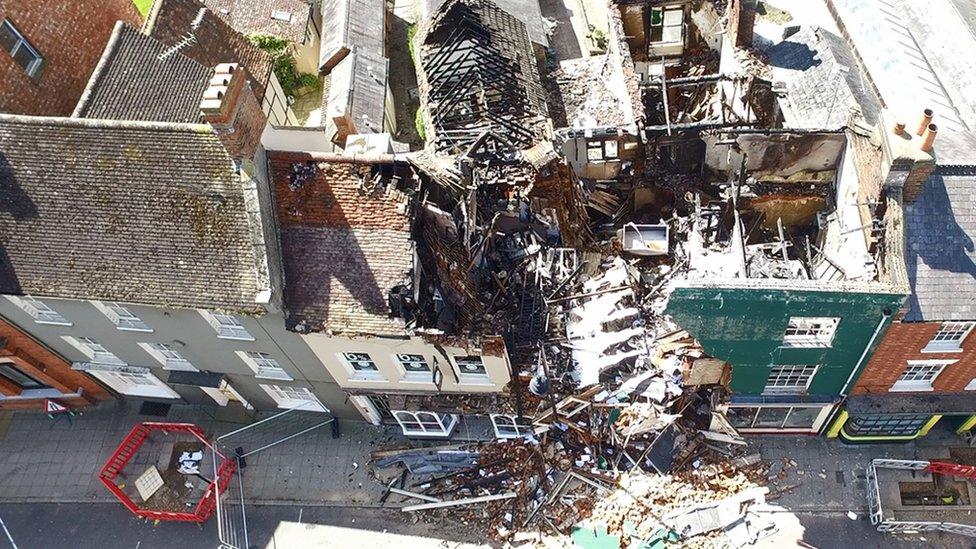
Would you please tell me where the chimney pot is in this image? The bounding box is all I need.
[893,121,906,135]
[916,108,934,136]
[921,123,938,152]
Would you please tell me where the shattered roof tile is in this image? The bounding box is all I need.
[0,115,268,312]
[269,152,413,335]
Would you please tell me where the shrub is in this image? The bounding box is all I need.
[248,33,318,97]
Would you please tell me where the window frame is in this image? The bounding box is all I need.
[890,360,952,392]
[88,369,180,399]
[781,317,840,348]
[394,353,432,382]
[0,20,43,77]
[4,295,71,326]
[452,355,491,385]
[63,336,125,365]
[490,414,532,439]
[200,311,255,341]
[0,360,49,390]
[339,352,384,381]
[392,410,458,437]
[138,342,197,371]
[922,322,975,353]
[201,380,253,409]
[237,351,292,381]
[93,301,152,332]
[762,364,819,395]
[259,384,327,412]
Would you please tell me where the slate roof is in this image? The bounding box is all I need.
[201,0,311,44]
[73,23,212,123]
[319,0,385,71]
[269,152,413,335]
[762,26,881,129]
[903,131,976,321]
[0,115,270,312]
[144,0,275,102]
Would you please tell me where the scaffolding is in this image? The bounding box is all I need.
[866,459,976,539]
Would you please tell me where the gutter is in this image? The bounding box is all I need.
[839,309,892,396]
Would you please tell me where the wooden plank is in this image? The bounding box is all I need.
[390,487,441,503]
[401,492,517,512]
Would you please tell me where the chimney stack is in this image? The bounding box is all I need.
[727,0,758,49]
[200,63,267,161]
[915,108,933,136]
[879,108,936,202]
[920,123,938,152]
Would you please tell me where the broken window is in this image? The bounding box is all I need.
[762,365,818,395]
[648,7,683,45]
[586,140,620,162]
[891,360,951,392]
[202,311,254,341]
[923,322,974,353]
[5,295,70,325]
[0,20,43,77]
[238,351,292,381]
[781,317,839,348]
[490,414,532,439]
[94,301,152,332]
[392,410,457,437]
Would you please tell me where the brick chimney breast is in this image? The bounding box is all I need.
[200,63,267,160]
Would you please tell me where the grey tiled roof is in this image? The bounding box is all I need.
[762,26,881,128]
[202,0,311,44]
[904,134,976,321]
[74,23,212,123]
[0,115,269,313]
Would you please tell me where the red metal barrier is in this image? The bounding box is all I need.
[98,422,230,523]
[925,461,976,480]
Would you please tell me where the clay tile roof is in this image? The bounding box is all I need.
[144,0,275,101]
[73,23,212,123]
[269,151,413,335]
[200,0,312,44]
[0,114,270,312]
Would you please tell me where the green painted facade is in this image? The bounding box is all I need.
[666,286,905,395]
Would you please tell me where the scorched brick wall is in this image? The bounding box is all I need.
[0,0,141,116]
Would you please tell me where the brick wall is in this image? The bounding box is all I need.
[0,316,111,411]
[0,0,141,116]
[852,321,976,394]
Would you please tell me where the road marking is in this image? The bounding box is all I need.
[0,516,18,549]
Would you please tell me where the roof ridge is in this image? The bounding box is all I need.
[0,112,213,133]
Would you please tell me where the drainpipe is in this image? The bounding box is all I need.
[840,308,892,396]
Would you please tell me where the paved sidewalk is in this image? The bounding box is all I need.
[751,425,969,513]
[1,402,971,516]
[0,401,402,506]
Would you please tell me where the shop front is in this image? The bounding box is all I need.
[727,395,838,435]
